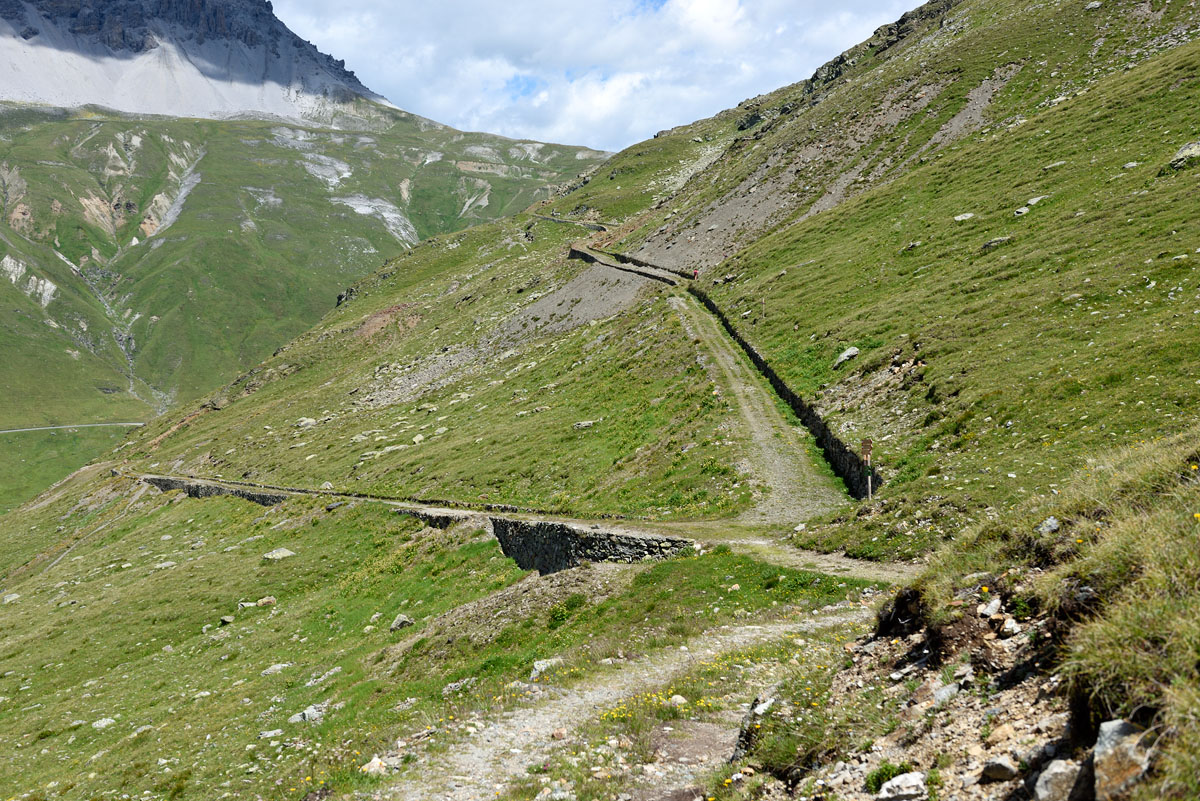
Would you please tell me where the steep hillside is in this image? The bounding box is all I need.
[1,0,1199,799]
[0,0,608,510]
[0,108,606,510]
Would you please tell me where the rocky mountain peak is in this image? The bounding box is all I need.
[0,0,381,122]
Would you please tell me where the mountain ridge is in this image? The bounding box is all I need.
[0,0,393,125]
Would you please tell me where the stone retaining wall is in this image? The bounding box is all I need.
[489,517,693,575]
[142,476,287,507]
[567,247,678,286]
[593,247,693,280]
[687,286,882,499]
[393,508,476,529]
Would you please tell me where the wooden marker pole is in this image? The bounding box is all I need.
[862,438,874,502]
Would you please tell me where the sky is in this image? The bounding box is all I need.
[272,0,916,152]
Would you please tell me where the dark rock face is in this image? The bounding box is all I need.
[489,517,693,575]
[3,0,366,88]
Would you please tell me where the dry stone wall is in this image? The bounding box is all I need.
[142,476,287,506]
[489,517,693,575]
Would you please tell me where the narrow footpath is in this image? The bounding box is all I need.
[384,612,869,801]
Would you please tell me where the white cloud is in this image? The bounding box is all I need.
[272,0,915,151]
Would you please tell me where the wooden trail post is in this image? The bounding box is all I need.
[862,438,873,501]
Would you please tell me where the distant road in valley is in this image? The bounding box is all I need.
[0,423,145,435]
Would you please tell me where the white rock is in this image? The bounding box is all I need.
[2,593,18,604]
[954,212,976,221]
[834,346,860,367]
[91,718,116,730]
[261,663,292,676]
[1034,760,1080,801]
[878,771,926,800]
[262,548,295,561]
[360,755,388,776]
[530,657,564,681]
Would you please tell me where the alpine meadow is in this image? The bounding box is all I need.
[1,1,1200,800]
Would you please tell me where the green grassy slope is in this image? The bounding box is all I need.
[0,106,606,500]
[123,214,753,519]
[529,0,1200,558]
[0,0,1197,797]
[0,469,868,800]
[0,427,130,513]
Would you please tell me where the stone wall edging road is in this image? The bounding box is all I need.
[685,285,882,499]
[575,240,881,500]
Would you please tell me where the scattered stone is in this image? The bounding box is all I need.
[219,615,235,626]
[551,728,568,740]
[256,596,276,607]
[412,434,425,444]
[261,663,292,676]
[987,723,1017,746]
[834,346,860,368]
[288,700,330,724]
[360,755,388,776]
[1044,161,1067,170]
[979,597,1002,617]
[154,561,176,570]
[1036,516,1061,535]
[320,481,334,490]
[878,771,926,799]
[573,420,597,430]
[91,718,116,730]
[1034,759,1080,801]
[1084,1,1101,9]
[1028,195,1050,205]
[2,593,18,604]
[934,682,960,705]
[441,677,477,696]
[262,548,295,561]
[306,667,342,687]
[258,729,283,739]
[669,694,688,707]
[1000,617,1022,638]
[1122,161,1139,170]
[531,657,564,681]
[982,236,1013,251]
[1094,720,1153,801]
[390,613,415,632]
[295,417,317,428]
[983,755,1020,781]
[954,213,976,222]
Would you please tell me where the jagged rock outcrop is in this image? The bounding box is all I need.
[0,0,387,123]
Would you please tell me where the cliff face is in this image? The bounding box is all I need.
[0,0,379,121]
[5,0,282,50]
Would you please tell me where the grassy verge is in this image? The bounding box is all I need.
[0,471,875,800]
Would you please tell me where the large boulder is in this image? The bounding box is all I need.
[1094,720,1153,800]
[1166,141,1200,172]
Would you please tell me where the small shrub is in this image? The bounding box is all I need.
[866,761,913,793]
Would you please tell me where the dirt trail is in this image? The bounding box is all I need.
[384,611,868,800]
[667,295,847,525]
